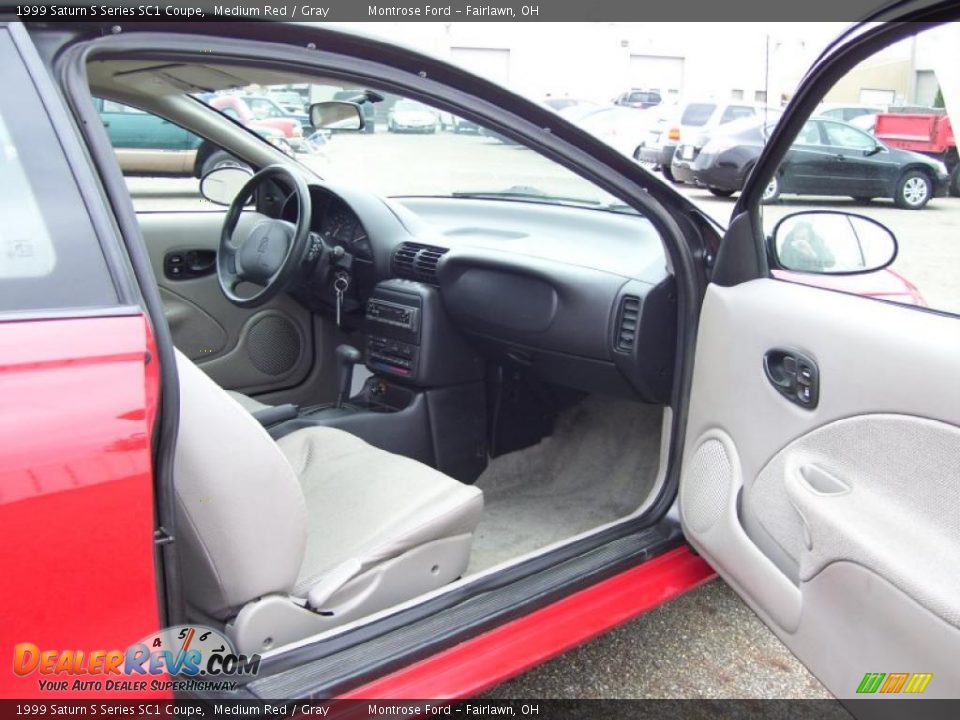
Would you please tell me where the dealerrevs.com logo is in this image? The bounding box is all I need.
[13,625,261,693]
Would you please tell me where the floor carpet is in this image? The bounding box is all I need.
[467,396,664,575]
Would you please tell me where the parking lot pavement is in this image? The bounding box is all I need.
[484,579,832,699]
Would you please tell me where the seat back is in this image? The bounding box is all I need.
[173,351,307,620]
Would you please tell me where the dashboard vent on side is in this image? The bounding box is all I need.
[392,242,449,283]
[615,295,641,352]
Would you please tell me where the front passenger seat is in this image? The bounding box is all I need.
[173,351,483,653]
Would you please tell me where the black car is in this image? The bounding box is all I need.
[686,117,950,209]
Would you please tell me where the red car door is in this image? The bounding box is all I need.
[0,23,163,699]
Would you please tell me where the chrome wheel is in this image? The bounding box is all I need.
[902,176,929,206]
[761,175,780,203]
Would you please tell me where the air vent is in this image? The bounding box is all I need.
[392,242,449,283]
[615,295,641,352]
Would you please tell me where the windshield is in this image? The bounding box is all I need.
[680,103,717,126]
[199,82,622,209]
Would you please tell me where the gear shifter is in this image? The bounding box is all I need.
[335,344,363,409]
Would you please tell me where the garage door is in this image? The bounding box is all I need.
[450,47,511,87]
[914,69,939,107]
[629,55,685,97]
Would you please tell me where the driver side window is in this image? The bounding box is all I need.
[822,122,875,149]
[95,97,223,213]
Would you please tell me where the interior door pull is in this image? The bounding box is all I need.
[164,249,216,280]
[764,348,819,409]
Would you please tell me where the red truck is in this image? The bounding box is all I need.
[874,110,959,196]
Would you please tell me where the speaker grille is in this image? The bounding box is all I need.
[681,438,732,534]
[246,315,301,376]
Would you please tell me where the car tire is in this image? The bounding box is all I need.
[201,150,251,177]
[662,165,678,184]
[949,165,960,198]
[894,170,932,210]
[708,188,735,197]
[761,175,781,204]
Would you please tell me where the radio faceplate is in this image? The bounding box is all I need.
[366,298,419,332]
[364,278,484,387]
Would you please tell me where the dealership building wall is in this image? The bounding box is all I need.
[339,22,843,106]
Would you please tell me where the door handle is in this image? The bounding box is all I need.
[164,249,216,280]
[764,348,819,409]
[834,154,846,161]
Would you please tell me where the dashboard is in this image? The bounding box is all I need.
[282,187,373,261]
[272,180,677,404]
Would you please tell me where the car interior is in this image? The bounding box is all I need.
[84,58,679,655]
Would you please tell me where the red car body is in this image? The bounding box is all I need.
[772,268,927,306]
[208,95,302,139]
[0,316,166,699]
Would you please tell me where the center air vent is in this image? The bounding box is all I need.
[615,295,641,352]
[392,242,449,283]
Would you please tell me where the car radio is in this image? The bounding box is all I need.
[366,298,419,331]
[364,279,483,387]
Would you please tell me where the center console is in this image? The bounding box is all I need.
[270,279,488,483]
[364,279,484,387]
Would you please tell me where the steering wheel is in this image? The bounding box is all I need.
[217,165,312,308]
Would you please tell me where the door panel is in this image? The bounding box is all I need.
[139,211,316,397]
[680,278,960,698]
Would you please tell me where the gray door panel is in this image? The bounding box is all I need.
[681,278,960,698]
[139,211,315,396]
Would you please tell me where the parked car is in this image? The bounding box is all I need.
[268,90,308,115]
[96,98,275,177]
[206,94,304,150]
[3,13,958,704]
[614,88,663,109]
[387,99,439,133]
[240,94,311,134]
[670,105,782,183]
[640,101,773,182]
[556,101,607,124]
[816,103,885,122]
[452,115,482,133]
[573,105,654,158]
[685,116,949,208]
[543,97,600,113]
[95,97,203,176]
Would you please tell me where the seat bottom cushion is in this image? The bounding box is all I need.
[226,390,272,414]
[277,426,483,597]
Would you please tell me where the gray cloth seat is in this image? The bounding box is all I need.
[173,350,483,650]
[225,390,272,414]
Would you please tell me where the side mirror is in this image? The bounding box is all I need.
[199,165,254,207]
[772,211,897,275]
[864,144,884,157]
[310,101,364,132]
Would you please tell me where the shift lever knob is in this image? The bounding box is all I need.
[335,344,363,408]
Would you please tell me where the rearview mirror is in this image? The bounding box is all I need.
[310,101,364,132]
[772,211,897,274]
[199,166,253,207]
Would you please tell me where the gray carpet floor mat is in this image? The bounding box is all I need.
[466,396,664,575]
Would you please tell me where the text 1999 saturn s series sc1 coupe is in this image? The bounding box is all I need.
[1,6,959,702]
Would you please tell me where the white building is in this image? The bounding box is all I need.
[337,22,846,106]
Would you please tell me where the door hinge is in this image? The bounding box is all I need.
[154,527,174,546]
